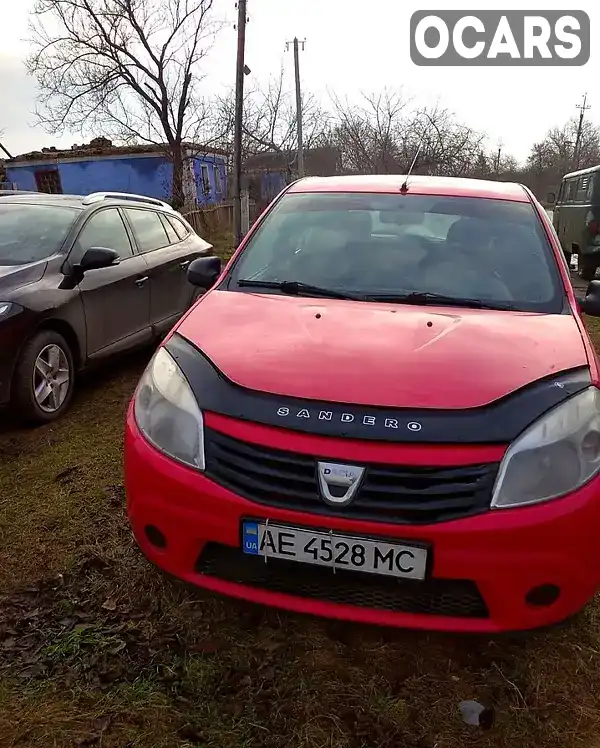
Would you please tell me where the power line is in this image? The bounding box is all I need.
[286,37,306,178]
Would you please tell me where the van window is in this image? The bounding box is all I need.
[587,177,596,201]
[567,179,578,202]
[558,181,566,203]
[577,176,590,202]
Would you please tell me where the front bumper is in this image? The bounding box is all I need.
[125,408,600,633]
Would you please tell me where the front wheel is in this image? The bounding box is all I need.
[12,330,75,424]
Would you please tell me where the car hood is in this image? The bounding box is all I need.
[176,290,588,409]
[0,262,46,296]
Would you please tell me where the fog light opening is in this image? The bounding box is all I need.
[525,584,560,607]
[145,524,167,549]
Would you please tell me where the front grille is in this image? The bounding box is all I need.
[204,428,498,524]
[195,543,489,618]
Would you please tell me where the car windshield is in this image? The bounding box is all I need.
[230,192,564,313]
[0,203,79,265]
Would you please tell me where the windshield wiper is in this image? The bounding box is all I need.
[367,291,518,311]
[237,279,365,301]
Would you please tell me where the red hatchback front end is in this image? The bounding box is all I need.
[124,176,600,633]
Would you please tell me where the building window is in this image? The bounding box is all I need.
[200,164,211,197]
[35,168,63,194]
[214,167,223,194]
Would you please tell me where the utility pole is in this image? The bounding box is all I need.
[0,142,12,159]
[495,139,503,177]
[286,37,306,178]
[573,93,591,169]
[233,0,248,248]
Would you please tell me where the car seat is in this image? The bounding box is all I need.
[488,222,554,302]
[421,217,513,300]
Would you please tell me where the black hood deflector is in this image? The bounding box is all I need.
[165,333,592,444]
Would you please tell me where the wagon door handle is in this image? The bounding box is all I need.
[179,260,191,270]
[135,276,149,287]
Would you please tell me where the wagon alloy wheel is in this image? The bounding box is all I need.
[33,344,70,413]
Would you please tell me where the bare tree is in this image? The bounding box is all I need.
[0,128,12,160]
[327,92,486,178]
[328,89,408,174]
[526,118,600,176]
[213,65,331,173]
[402,107,486,177]
[27,0,221,208]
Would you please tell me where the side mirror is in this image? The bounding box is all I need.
[78,246,121,271]
[188,256,222,289]
[547,192,556,205]
[580,280,600,317]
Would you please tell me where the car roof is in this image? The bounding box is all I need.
[0,193,179,213]
[562,165,600,180]
[287,175,530,203]
[0,193,85,208]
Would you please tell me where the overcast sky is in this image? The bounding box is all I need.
[1,0,598,162]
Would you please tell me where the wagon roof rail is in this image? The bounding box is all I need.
[82,192,174,210]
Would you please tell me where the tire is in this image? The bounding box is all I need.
[11,330,75,425]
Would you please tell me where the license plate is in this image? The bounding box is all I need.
[241,521,428,580]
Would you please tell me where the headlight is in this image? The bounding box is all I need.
[492,386,600,509]
[134,347,205,470]
[0,302,19,317]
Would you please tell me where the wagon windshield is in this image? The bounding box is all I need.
[230,192,564,313]
[0,203,79,265]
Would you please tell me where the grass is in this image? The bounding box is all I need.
[1,311,600,747]
[210,229,236,261]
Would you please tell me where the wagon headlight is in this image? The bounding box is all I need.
[0,302,22,319]
[134,346,205,470]
[492,387,600,509]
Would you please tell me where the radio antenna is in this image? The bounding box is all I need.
[400,129,428,193]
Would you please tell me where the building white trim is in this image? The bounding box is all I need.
[8,150,226,169]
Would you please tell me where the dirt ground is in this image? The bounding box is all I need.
[1,316,600,748]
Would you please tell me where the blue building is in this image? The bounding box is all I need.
[4,139,228,206]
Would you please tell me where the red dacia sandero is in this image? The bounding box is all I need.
[124,176,600,633]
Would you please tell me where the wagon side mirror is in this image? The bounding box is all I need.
[78,246,121,271]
